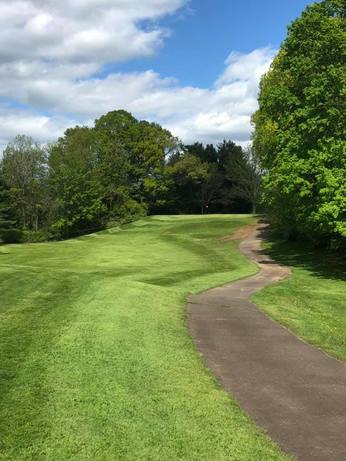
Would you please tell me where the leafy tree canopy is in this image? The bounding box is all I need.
[253,0,346,246]
[1,135,48,231]
[95,110,178,205]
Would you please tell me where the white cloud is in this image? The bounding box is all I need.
[0,0,185,63]
[216,48,275,86]
[0,0,276,153]
[0,105,77,153]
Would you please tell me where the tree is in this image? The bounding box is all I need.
[167,140,251,214]
[225,146,263,214]
[185,143,218,164]
[217,140,244,172]
[170,153,222,214]
[0,180,14,231]
[46,112,178,237]
[95,110,178,209]
[1,135,48,231]
[48,127,108,237]
[252,0,346,245]
[0,175,22,243]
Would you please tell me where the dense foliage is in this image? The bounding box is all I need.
[253,0,346,247]
[0,111,257,242]
[0,178,21,243]
[167,141,256,214]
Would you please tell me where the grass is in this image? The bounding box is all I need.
[0,215,289,461]
[253,237,346,362]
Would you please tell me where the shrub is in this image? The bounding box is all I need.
[21,230,50,243]
[0,228,23,243]
[108,200,148,226]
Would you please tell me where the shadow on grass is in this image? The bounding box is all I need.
[258,227,346,282]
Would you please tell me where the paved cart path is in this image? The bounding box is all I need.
[188,224,346,461]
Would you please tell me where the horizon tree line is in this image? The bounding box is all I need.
[0,110,261,243]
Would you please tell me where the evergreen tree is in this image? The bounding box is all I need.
[0,178,19,242]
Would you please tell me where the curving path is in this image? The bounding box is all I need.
[188,223,346,461]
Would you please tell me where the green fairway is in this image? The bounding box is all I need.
[0,215,289,461]
[254,239,346,362]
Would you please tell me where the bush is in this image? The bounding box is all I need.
[108,199,148,227]
[0,228,23,243]
[121,199,148,223]
[21,230,50,243]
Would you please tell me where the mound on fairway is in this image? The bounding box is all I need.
[0,215,289,461]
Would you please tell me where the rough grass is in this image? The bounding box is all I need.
[253,238,346,362]
[0,215,289,461]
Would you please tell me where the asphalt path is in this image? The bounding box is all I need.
[188,223,346,461]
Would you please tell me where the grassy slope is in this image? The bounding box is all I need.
[0,215,289,461]
[253,238,346,362]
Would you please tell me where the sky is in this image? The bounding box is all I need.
[0,0,314,152]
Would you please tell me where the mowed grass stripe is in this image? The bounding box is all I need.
[0,215,289,460]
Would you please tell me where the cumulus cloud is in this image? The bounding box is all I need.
[0,0,276,152]
[0,0,186,63]
[216,48,275,86]
[0,105,77,153]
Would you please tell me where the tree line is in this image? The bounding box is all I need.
[0,110,260,242]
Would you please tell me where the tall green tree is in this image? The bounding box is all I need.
[185,143,218,164]
[47,112,172,237]
[0,178,16,238]
[225,146,263,214]
[1,135,48,231]
[48,127,108,237]
[169,153,222,214]
[253,0,346,245]
[167,141,253,214]
[95,110,178,210]
[216,141,244,172]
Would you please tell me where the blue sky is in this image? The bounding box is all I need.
[0,0,314,151]
[113,0,313,87]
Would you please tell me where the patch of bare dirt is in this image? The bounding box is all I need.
[219,223,258,242]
